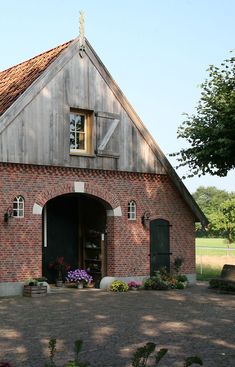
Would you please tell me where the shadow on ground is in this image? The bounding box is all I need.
[0,283,235,366]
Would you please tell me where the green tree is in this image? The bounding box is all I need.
[173,55,235,177]
[217,198,235,244]
[193,186,235,242]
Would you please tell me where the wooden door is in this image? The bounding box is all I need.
[81,196,106,286]
[42,196,79,283]
[150,219,170,275]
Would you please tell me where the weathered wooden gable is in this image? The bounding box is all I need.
[0,38,166,174]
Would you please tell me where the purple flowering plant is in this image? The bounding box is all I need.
[66,269,93,284]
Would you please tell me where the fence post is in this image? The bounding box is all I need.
[200,247,203,275]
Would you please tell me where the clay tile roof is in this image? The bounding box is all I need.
[0,39,73,116]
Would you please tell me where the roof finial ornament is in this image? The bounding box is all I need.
[79,10,85,58]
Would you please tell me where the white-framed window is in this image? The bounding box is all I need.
[70,110,92,154]
[128,200,136,220]
[13,196,24,218]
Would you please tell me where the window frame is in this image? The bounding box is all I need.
[69,109,93,155]
[13,195,25,218]
[128,200,137,221]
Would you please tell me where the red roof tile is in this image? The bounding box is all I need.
[0,40,73,116]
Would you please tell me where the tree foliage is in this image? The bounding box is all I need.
[193,186,235,242]
[173,55,235,177]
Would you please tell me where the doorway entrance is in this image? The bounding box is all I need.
[150,219,171,275]
[42,194,107,285]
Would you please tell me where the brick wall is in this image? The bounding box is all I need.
[0,163,195,282]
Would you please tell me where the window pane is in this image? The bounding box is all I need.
[13,209,18,216]
[75,115,85,132]
[70,113,86,151]
[13,196,24,218]
[78,133,85,150]
[128,201,136,220]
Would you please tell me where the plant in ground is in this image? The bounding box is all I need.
[64,340,90,367]
[21,337,205,366]
[44,338,57,367]
[209,278,235,293]
[144,276,169,291]
[175,282,185,290]
[131,342,203,367]
[209,278,221,289]
[176,274,188,283]
[44,339,89,367]
[144,269,186,291]
[110,280,129,292]
[173,257,184,274]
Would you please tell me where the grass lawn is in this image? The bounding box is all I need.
[196,264,221,281]
[196,237,235,256]
[196,238,235,280]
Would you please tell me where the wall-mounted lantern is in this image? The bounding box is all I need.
[4,207,13,223]
[142,211,151,229]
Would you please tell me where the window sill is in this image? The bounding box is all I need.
[70,152,96,158]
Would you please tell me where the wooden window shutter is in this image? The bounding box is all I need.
[95,112,121,158]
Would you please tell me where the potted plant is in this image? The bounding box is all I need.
[23,278,47,297]
[66,269,93,289]
[49,257,70,287]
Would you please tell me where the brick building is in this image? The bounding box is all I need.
[0,37,207,296]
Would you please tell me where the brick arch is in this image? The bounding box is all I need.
[32,180,121,215]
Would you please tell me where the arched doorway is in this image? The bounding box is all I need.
[42,193,107,286]
[150,219,171,275]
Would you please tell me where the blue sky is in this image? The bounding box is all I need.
[0,0,234,193]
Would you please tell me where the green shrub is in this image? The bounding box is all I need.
[144,269,188,291]
[131,342,203,367]
[175,282,185,289]
[176,275,188,283]
[144,277,169,290]
[209,278,235,293]
[110,280,129,292]
[220,282,235,292]
[209,279,220,289]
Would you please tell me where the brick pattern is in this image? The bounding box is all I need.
[0,163,195,282]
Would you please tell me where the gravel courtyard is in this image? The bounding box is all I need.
[0,283,234,367]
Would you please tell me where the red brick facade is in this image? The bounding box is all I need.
[0,163,195,283]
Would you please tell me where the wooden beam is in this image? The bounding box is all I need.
[95,111,120,119]
[97,118,119,151]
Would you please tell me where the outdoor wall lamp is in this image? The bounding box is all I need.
[4,207,13,223]
[142,211,151,229]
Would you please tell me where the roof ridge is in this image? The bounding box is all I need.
[0,39,74,74]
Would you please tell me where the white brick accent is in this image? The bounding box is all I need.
[33,203,43,215]
[74,181,85,193]
[106,206,122,217]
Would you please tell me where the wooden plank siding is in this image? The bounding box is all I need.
[0,43,165,174]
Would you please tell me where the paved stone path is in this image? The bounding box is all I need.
[0,283,234,366]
